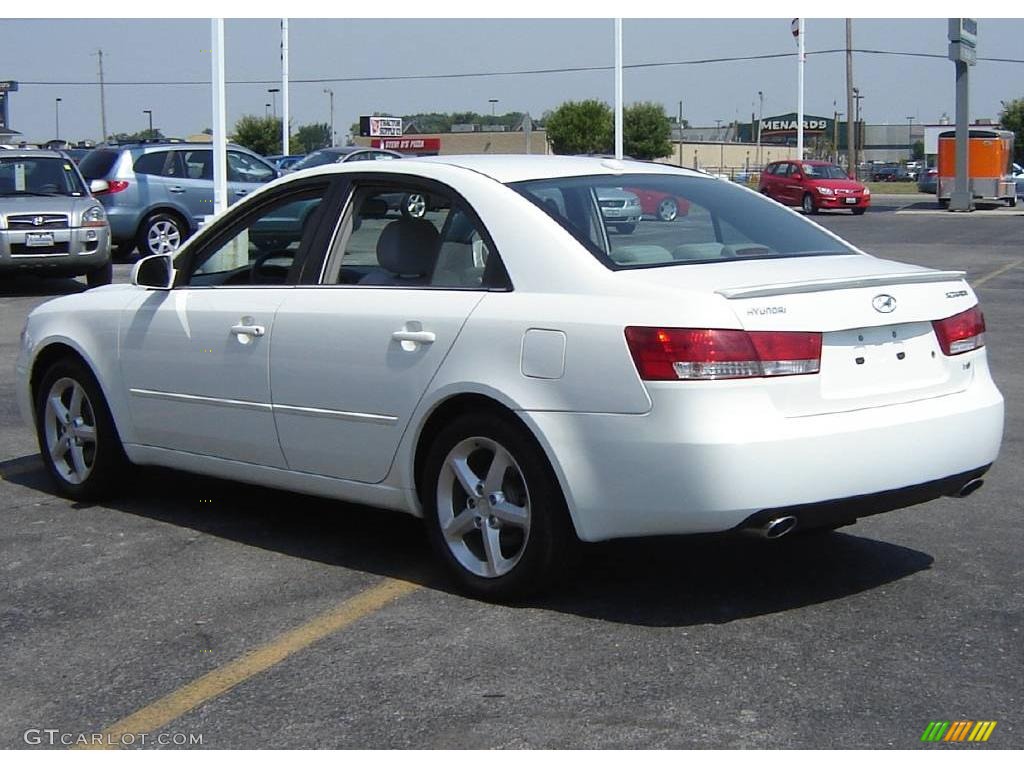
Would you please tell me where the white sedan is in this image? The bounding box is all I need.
[15,155,1004,598]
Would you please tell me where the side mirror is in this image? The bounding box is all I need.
[131,253,175,290]
[89,179,109,194]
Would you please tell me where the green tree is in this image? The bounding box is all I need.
[108,128,164,143]
[623,102,672,160]
[998,97,1024,163]
[544,100,613,155]
[912,140,925,160]
[292,122,331,154]
[230,115,282,156]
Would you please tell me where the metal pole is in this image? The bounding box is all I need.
[950,59,972,211]
[906,116,914,163]
[678,100,683,167]
[281,18,289,156]
[144,109,153,133]
[211,18,228,216]
[55,98,61,140]
[324,89,334,145]
[614,18,623,160]
[95,49,107,142]
[757,91,763,167]
[797,19,805,161]
[845,20,855,178]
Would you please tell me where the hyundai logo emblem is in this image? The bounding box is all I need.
[33,216,45,227]
[872,294,897,313]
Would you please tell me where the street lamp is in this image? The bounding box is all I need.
[488,98,498,118]
[323,88,335,146]
[143,109,153,134]
[756,90,764,168]
[55,98,62,141]
[268,88,280,118]
[265,103,271,118]
[906,115,914,164]
[852,87,863,176]
[715,120,724,173]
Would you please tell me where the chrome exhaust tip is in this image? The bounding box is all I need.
[951,478,984,499]
[761,515,798,540]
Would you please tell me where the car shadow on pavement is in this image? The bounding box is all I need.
[0,274,87,298]
[1,455,933,628]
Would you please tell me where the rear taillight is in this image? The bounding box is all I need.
[624,327,822,381]
[93,180,129,195]
[932,305,986,355]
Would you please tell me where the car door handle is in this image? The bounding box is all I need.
[231,323,265,338]
[168,185,185,193]
[392,330,435,344]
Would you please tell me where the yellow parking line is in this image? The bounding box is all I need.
[974,258,1023,287]
[75,578,420,750]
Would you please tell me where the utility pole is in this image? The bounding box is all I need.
[678,100,683,167]
[323,88,335,146]
[281,18,289,156]
[94,49,107,142]
[211,19,228,216]
[55,98,62,141]
[845,20,855,178]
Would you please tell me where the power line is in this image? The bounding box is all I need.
[13,48,1024,88]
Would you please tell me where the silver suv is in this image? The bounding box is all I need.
[79,142,279,257]
[0,149,112,286]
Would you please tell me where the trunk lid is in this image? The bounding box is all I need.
[619,254,980,416]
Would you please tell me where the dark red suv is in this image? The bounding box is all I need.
[759,160,870,215]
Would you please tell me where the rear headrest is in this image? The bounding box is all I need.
[376,218,439,276]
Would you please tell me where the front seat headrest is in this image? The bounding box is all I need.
[376,218,440,276]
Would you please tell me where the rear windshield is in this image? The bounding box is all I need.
[510,173,851,269]
[290,150,339,171]
[78,149,120,180]
[0,156,86,197]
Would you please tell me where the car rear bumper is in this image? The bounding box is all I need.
[523,365,1003,542]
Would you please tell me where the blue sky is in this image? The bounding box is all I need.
[2,17,1021,143]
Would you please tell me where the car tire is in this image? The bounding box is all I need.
[656,198,679,222]
[35,356,127,502]
[137,212,187,256]
[86,261,113,287]
[422,412,578,600]
[614,223,637,234]
[113,239,136,259]
[801,193,818,215]
[401,193,428,219]
[851,207,867,216]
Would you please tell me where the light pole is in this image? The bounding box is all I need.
[488,98,498,118]
[268,88,280,119]
[715,119,724,173]
[756,90,764,167]
[55,98,62,141]
[906,115,914,163]
[323,88,335,146]
[143,109,153,134]
[852,87,863,173]
[265,103,271,118]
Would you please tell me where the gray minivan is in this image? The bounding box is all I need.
[79,143,279,257]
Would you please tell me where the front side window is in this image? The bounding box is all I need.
[322,183,503,289]
[227,151,276,184]
[802,164,849,180]
[181,187,326,287]
[511,173,852,269]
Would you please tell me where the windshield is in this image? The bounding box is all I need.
[510,173,852,269]
[290,150,340,171]
[802,164,849,180]
[0,156,86,196]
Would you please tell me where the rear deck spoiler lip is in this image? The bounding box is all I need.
[716,270,967,299]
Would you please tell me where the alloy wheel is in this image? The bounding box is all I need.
[657,198,678,222]
[436,436,531,578]
[43,377,98,485]
[405,194,427,218]
[147,220,181,254]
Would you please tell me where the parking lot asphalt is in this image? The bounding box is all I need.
[1,202,1021,749]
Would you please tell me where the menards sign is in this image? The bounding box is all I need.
[759,112,833,135]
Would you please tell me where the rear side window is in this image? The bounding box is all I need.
[133,151,177,177]
[78,149,120,180]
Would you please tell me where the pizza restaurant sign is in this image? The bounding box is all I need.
[759,113,832,135]
[371,137,442,152]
